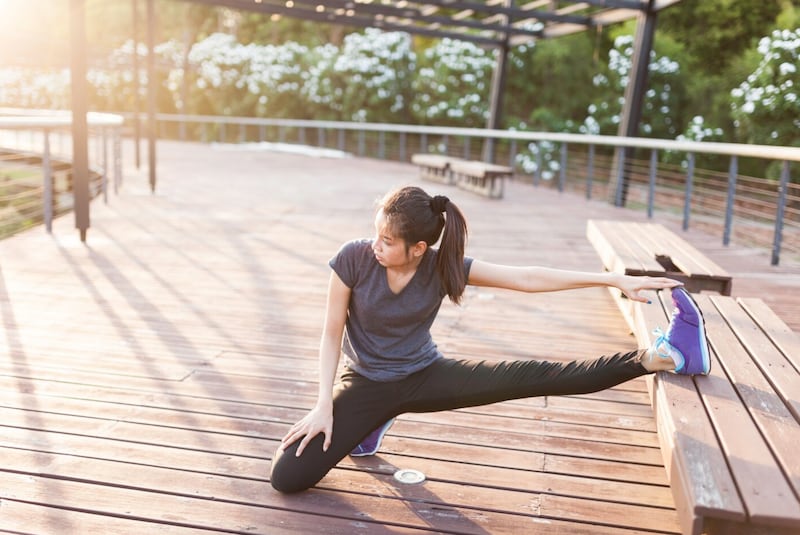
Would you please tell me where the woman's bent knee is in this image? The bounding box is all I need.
[270,443,328,494]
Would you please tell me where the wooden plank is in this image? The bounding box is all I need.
[607,221,667,274]
[739,297,800,374]
[692,294,800,528]
[586,219,649,275]
[639,292,747,533]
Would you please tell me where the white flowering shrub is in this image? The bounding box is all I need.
[581,35,684,139]
[0,68,70,108]
[411,38,494,127]
[514,137,561,180]
[730,28,800,146]
[319,29,416,122]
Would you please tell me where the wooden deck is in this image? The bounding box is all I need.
[0,140,797,534]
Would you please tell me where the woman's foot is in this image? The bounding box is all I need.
[645,287,711,375]
[350,418,396,457]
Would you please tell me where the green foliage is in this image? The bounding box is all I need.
[730,28,800,147]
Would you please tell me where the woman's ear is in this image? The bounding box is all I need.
[410,240,428,258]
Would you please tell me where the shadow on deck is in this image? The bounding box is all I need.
[0,140,797,533]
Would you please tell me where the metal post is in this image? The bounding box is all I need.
[723,155,737,246]
[509,139,517,169]
[132,0,141,169]
[558,143,567,192]
[378,130,385,159]
[102,127,108,204]
[609,1,658,206]
[771,161,790,266]
[647,149,657,218]
[683,153,694,231]
[70,0,90,242]
[534,142,542,186]
[462,136,470,159]
[586,144,595,200]
[43,129,53,233]
[399,132,407,161]
[482,0,511,163]
[614,147,626,206]
[114,127,122,193]
[358,130,365,156]
[146,0,157,193]
[338,129,345,151]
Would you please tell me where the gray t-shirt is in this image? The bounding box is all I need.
[329,238,473,382]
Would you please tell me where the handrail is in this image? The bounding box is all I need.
[153,112,800,162]
[0,109,124,236]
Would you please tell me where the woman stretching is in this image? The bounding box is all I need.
[270,185,710,493]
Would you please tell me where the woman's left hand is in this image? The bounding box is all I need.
[616,274,681,303]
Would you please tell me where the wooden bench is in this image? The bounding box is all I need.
[411,154,512,199]
[587,220,733,296]
[449,160,510,199]
[617,291,800,535]
[410,154,463,185]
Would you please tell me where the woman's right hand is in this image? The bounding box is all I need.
[280,402,333,457]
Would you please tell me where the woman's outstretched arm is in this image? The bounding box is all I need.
[280,271,350,456]
[467,260,680,303]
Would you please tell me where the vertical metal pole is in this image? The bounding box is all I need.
[338,129,345,151]
[771,161,790,266]
[114,127,122,193]
[399,132,406,161]
[534,142,542,186]
[43,129,53,233]
[420,133,427,154]
[358,130,365,156]
[647,148,657,218]
[509,139,517,169]
[132,0,141,169]
[723,155,737,246]
[146,0,157,193]
[482,0,511,163]
[102,127,108,204]
[462,136,470,159]
[614,147,626,206]
[683,153,694,231]
[586,144,594,200]
[558,143,567,192]
[378,130,385,159]
[70,0,90,242]
[609,1,657,206]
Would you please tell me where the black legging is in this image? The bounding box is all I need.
[270,349,649,493]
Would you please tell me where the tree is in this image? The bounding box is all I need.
[730,28,800,147]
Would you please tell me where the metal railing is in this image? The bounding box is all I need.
[151,113,799,265]
[0,109,124,238]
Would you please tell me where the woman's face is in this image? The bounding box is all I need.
[372,209,412,268]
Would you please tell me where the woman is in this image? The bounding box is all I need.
[270,186,710,493]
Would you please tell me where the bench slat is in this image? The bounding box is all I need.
[606,221,666,273]
[694,295,800,527]
[738,297,800,375]
[646,225,732,290]
[633,293,746,535]
[587,220,651,274]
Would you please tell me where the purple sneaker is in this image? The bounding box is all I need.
[350,418,395,457]
[651,287,711,375]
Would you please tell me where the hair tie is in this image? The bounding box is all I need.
[430,195,449,214]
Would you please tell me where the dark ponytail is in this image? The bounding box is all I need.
[380,186,468,304]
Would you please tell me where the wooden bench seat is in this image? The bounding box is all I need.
[411,154,512,199]
[616,291,800,535]
[410,153,463,185]
[587,220,732,295]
